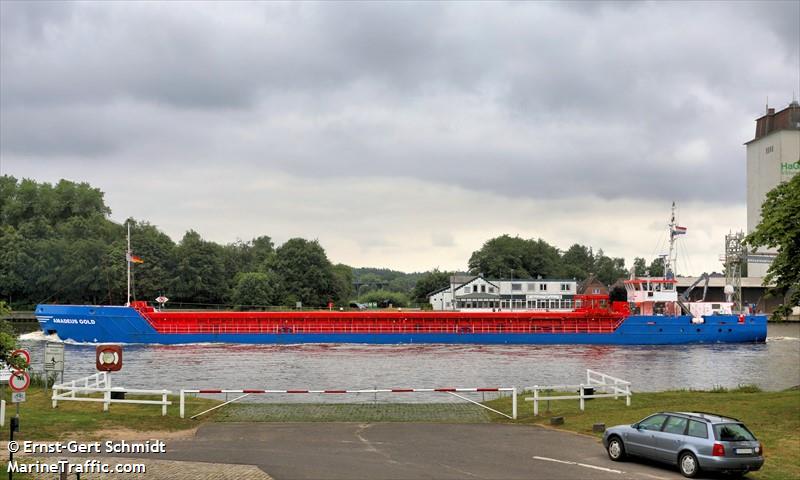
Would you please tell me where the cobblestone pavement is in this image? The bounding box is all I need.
[11,457,273,479]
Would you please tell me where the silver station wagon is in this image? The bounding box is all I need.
[602,411,764,478]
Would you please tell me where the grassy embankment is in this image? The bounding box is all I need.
[0,388,219,441]
[484,386,800,480]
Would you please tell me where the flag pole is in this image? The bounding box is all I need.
[126,221,131,306]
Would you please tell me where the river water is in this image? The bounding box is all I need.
[19,323,799,402]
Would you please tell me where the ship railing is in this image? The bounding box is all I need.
[52,371,172,416]
[525,369,631,415]
[179,386,517,420]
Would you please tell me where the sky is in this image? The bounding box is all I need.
[1,1,799,276]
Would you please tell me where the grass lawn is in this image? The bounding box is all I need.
[1,388,220,441]
[484,386,800,480]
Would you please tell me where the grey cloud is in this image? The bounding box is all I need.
[1,1,796,204]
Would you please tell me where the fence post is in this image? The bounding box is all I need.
[626,385,631,407]
[512,388,517,420]
[162,391,168,416]
[180,390,185,419]
[579,384,585,411]
[533,388,539,416]
[103,374,110,412]
[0,399,5,427]
[614,378,619,400]
[71,379,76,399]
[52,386,58,408]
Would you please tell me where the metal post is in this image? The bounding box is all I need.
[512,388,517,420]
[179,390,185,419]
[533,388,539,416]
[103,374,110,412]
[579,384,585,411]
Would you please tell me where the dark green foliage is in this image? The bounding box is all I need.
[231,272,281,308]
[271,238,338,307]
[411,269,451,304]
[745,173,800,319]
[358,289,410,308]
[172,231,228,305]
[468,235,564,279]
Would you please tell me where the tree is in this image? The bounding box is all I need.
[172,230,228,305]
[468,235,563,279]
[232,272,280,309]
[633,257,647,276]
[359,289,409,308]
[593,249,628,285]
[272,238,337,307]
[331,264,355,303]
[562,244,594,279]
[411,269,451,304]
[0,301,25,370]
[647,257,665,277]
[744,173,800,319]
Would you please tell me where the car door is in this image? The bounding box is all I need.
[655,415,689,461]
[626,414,667,458]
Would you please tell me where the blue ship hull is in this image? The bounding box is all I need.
[35,305,768,345]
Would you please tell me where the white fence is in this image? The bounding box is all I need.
[52,372,172,416]
[525,369,631,415]
[181,387,517,420]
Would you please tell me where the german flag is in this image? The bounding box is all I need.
[127,253,144,264]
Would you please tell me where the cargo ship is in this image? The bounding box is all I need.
[35,207,768,345]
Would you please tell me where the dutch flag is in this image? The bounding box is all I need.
[672,226,687,236]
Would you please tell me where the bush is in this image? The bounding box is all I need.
[358,289,410,308]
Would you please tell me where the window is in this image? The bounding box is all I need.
[481,285,486,293]
[511,283,522,291]
[639,414,667,431]
[663,416,688,435]
[766,145,774,154]
[687,420,708,439]
[527,283,536,291]
[714,424,756,442]
[561,283,570,291]
[488,287,494,293]
[592,288,600,294]
[539,283,547,291]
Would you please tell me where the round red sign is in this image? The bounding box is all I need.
[9,371,30,392]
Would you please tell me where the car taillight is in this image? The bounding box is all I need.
[712,443,725,456]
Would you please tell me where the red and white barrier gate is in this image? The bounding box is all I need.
[180,387,517,420]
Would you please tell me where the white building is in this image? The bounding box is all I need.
[428,275,577,311]
[745,100,800,276]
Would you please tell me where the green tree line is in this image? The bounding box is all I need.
[2,176,665,310]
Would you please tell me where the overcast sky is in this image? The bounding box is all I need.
[1,1,798,275]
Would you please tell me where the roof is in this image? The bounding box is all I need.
[745,101,800,144]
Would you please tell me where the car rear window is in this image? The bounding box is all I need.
[714,423,756,442]
[663,416,688,434]
[687,420,707,438]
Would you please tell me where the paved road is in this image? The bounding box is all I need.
[129,423,690,480]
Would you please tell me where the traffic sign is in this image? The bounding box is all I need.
[155,295,169,304]
[9,371,30,392]
[96,345,123,372]
[44,342,65,372]
[0,365,12,382]
[10,349,30,369]
[11,392,25,403]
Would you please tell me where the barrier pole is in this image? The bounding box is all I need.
[512,388,517,420]
[190,393,250,420]
[180,390,185,419]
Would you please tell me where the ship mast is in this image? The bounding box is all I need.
[126,221,131,306]
[666,202,677,279]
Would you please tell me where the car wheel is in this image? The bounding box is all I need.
[607,436,626,461]
[678,451,700,478]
